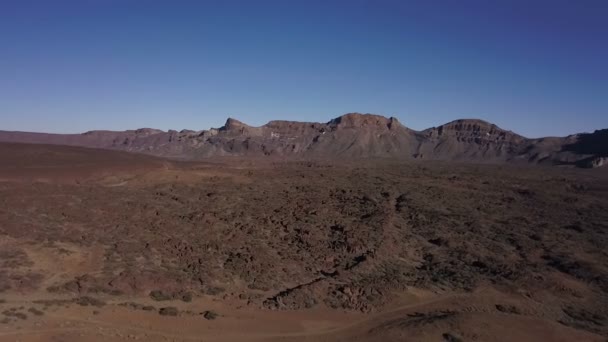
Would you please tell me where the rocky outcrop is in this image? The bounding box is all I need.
[584,157,608,168]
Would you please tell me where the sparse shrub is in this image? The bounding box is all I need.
[495,304,521,315]
[202,310,218,320]
[46,285,60,293]
[74,296,106,307]
[27,307,44,316]
[181,292,193,302]
[204,286,225,296]
[442,332,463,342]
[158,307,179,316]
[119,302,143,310]
[108,289,123,296]
[13,312,27,320]
[33,299,71,307]
[57,247,73,255]
[150,290,172,301]
[91,286,123,296]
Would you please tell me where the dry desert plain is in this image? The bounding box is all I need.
[0,142,607,341]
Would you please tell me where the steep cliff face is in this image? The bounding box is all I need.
[423,119,523,142]
[417,119,528,161]
[301,114,421,158]
[0,113,606,167]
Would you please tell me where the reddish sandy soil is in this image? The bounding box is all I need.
[0,143,607,341]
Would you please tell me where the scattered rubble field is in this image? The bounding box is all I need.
[0,143,607,341]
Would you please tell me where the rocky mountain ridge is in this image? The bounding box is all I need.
[0,113,606,167]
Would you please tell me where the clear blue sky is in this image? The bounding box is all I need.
[1,0,607,137]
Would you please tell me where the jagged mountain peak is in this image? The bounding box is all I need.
[221,117,251,131]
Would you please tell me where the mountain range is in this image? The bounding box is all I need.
[1,113,606,168]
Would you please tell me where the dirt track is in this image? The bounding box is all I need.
[0,143,607,341]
